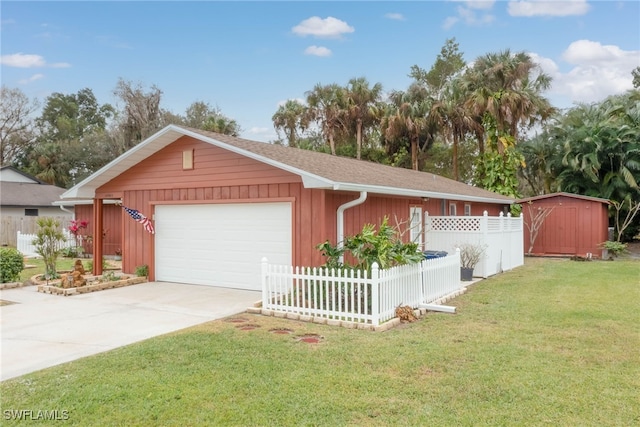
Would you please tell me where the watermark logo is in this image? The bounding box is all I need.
[3,409,70,421]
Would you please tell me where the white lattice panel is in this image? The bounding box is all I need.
[427,217,480,232]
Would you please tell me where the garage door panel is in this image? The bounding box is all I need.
[155,203,291,290]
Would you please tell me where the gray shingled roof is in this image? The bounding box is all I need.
[185,127,513,203]
[1,181,67,207]
[62,125,513,204]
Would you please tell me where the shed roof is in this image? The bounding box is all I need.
[517,192,610,205]
[62,125,514,204]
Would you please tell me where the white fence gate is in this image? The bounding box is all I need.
[424,211,523,278]
[16,230,76,257]
[262,251,462,326]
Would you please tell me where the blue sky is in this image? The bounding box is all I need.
[2,1,639,142]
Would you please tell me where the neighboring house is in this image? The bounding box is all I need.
[0,166,73,246]
[61,125,514,290]
[517,192,610,258]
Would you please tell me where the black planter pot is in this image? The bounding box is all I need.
[460,267,474,281]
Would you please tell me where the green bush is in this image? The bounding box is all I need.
[33,217,65,279]
[600,241,628,258]
[135,265,149,277]
[316,216,423,271]
[0,247,25,283]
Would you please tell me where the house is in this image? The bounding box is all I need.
[60,125,514,290]
[54,200,123,256]
[0,166,73,246]
[517,192,610,258]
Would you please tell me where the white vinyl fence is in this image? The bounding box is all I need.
[424,211,523,278]
[16,230,76,257]
[261,250,462,326]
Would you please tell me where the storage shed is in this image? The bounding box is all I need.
[517,192,610,258]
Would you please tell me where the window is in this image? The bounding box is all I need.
[25,209,38,216]
[449,202,457,216]
[409,206,423,249]
[464,203,471,216]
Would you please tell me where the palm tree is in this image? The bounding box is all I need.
[306,83,346,156]
[344,77,383,160]
[430,77,479,180]
[272,99,308,148]
[381,84,435,171]
[202,115,241,136]
[27,142,70,187]
[555,93,640,202]
[463,50,555,151]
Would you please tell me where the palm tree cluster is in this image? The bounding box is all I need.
[272,40,555,198]
[519,91,640,239]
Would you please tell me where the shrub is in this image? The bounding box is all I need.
[32,218,66,279]
[600,241,628,258]
[135,265,149,277]
[0,247,25,283]
[61,246,81,258]
[317,216,423,271]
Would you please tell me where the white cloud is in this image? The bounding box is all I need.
[449,0,496,10]
[384,13,405,21]
[0,52,70,68]
[508,0,590,17]
[444,3,495,29]
[1,53,46,68]
[530,40,639,105]
[442,16,459,30]
[292,16,354,39]
[243,126,277,143]
[18,73,44,85]
[304,45,332,57]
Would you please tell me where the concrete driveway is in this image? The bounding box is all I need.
[0,282,260,381]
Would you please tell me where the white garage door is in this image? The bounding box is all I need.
[155,203,292,290]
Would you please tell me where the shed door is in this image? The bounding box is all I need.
[154,203,292,290]
[544,206,577,254]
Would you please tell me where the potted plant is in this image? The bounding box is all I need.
[458,242,486,281]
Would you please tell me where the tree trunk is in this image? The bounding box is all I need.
[356,120,362,160]
[329,133,336,156]
[453,133,459,181]
[411,137,418,170]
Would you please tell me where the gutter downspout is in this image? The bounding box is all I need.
[58,204,74,215]
[337,191,367,263]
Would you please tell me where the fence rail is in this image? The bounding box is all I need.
[16,230,76,257]
[262,251,462,326]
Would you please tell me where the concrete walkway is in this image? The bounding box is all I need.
[0,282,260,381]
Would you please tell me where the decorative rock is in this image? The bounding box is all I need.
[74,259,86,275]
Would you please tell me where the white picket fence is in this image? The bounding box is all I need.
[261,250,462,326]
[424,211,523,278]
[16,230,76,257]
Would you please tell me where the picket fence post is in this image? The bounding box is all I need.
[371,262,380,326]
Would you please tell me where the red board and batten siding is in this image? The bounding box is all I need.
[96,136,327,279]
[521,194,609,257]
[74,204,122,255]
[94,135,508,278]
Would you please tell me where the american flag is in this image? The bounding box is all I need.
[123,206,155,234]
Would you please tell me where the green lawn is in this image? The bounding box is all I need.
[1,258,639,426]
[19,258,77,282]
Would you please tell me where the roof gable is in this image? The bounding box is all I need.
[0,166,45,184]
[62,125,513,204]
[517,192,610,205]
